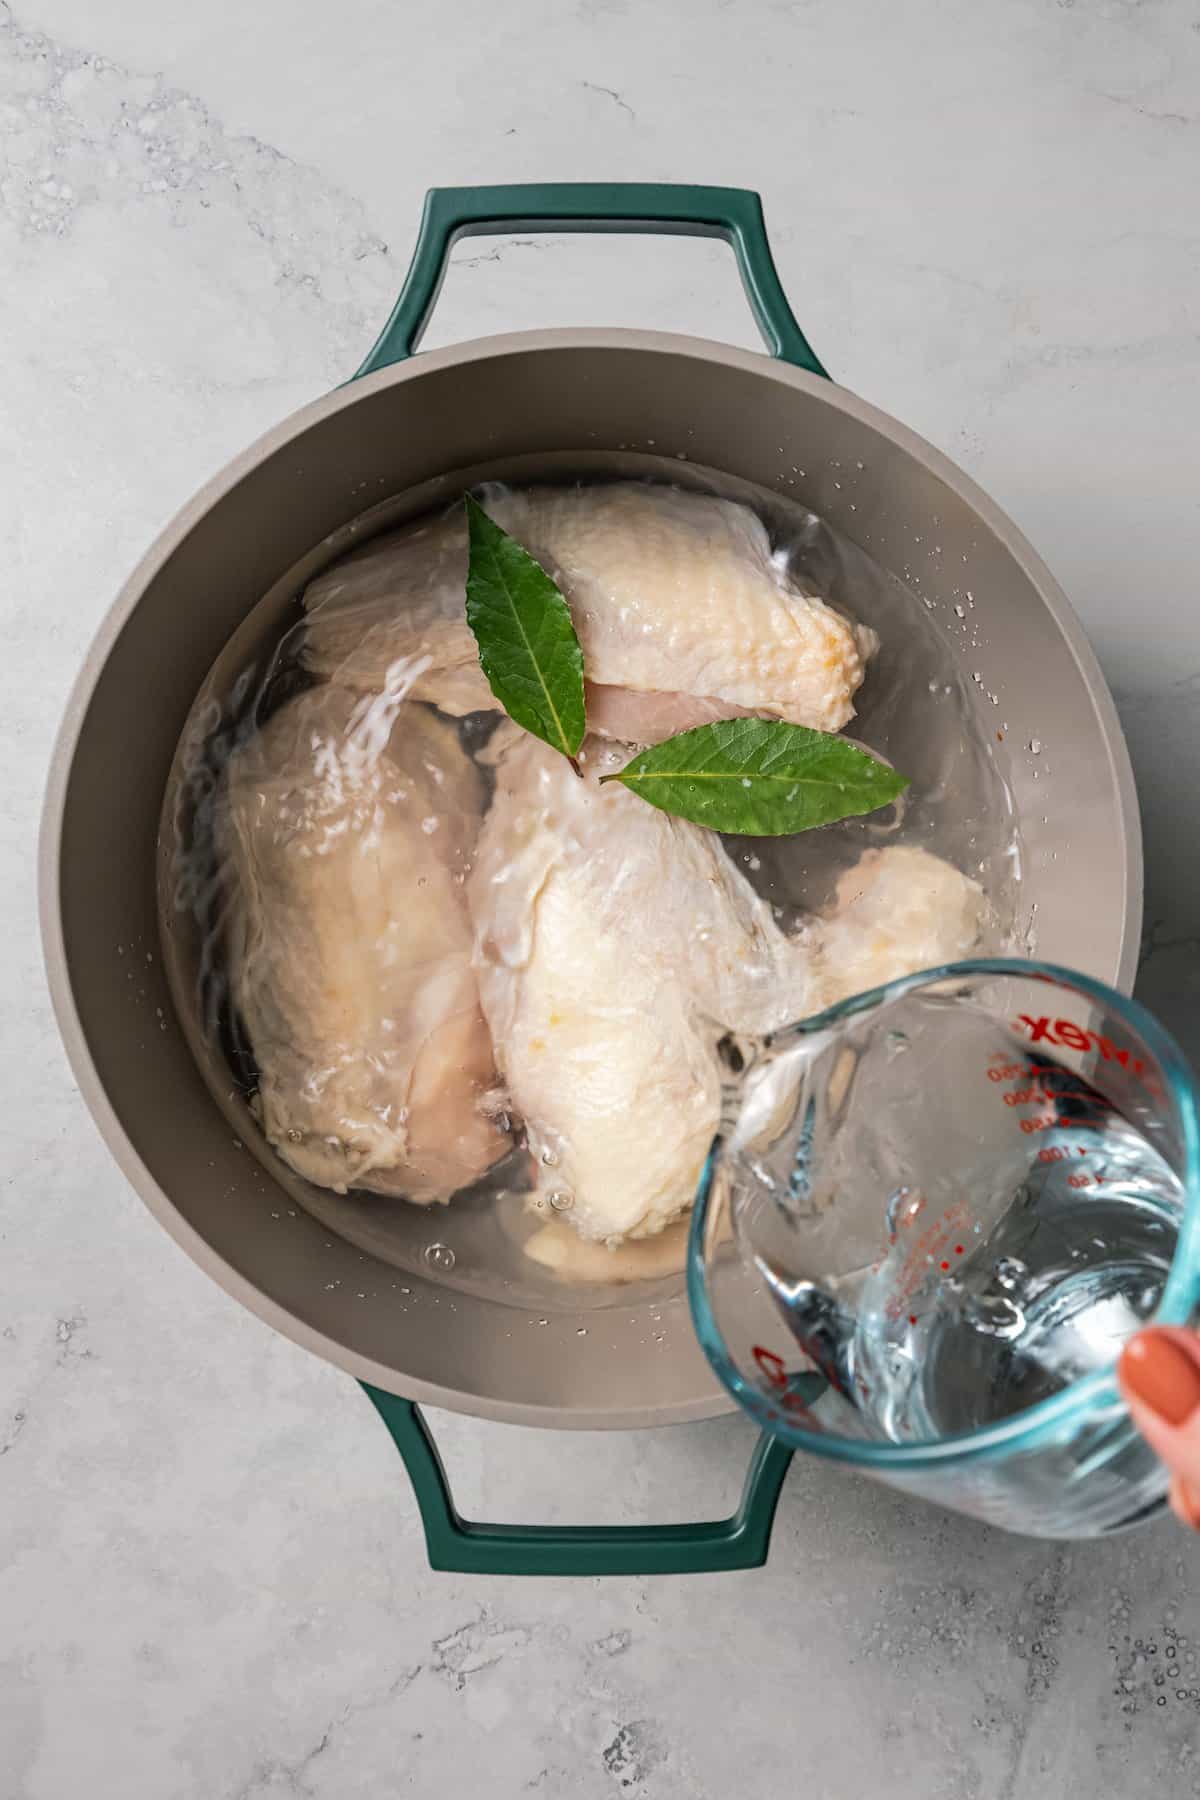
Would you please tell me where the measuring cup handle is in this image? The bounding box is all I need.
[361,1384,793,1576]
[354,183,829,378]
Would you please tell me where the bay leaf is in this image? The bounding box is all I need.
[599,717,908,835]
[464,494,585,768]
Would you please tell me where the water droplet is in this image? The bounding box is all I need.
[885,1185,920,1235]
[537,1318,548,1327]
[424,1242,455,1272]
[540,1147,558,1167]
[420,815,439,834]
[549,1190,574,1212]
[954,604,965,619]
[576,1327,588,1337]
[1029,739,1042,755]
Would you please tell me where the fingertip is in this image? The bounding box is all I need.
[1119,1327,1200,1428]
[1169,1472,1200,1533]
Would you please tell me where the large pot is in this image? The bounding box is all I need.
[40,185,1141,1573]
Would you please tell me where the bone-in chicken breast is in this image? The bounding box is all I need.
[810,845,990,1010]
[219,685,508,1200]
[302,484,876,738]
[469,733,988,1245]
[467,735,816,1244]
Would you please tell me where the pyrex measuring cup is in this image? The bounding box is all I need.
[688,959,1200,1537]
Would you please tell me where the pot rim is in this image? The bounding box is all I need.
[38,326,1143,1426]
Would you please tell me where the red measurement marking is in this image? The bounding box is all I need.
[753,1346,788,1389]
[940,1260,950,1270]
[909,1315,917,1325]
[955,1245,964,1255]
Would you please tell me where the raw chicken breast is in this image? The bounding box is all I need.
[470,734,986,1246]
[298,514,494,717]
[810,845,989,1010]
[302,484,876,738]
[219,685,508,1201]
[468,735,814,1244]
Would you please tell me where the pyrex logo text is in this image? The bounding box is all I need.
[1014,1015,1161,1098]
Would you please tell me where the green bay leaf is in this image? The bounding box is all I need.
[599,717,908,836]
[464,494,586,766]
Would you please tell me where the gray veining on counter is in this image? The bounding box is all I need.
[3,1,1200,1795]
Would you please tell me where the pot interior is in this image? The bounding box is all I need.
[48,336,1139,1424]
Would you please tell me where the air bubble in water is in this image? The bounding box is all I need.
[540,1147,559,1167]
[993,1256,1028,1290]
[549,1190,574,1212]
[959,1290,1025,1339]
[424,1242,455,1272]
[1029,739,1042,755]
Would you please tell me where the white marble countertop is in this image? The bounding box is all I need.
[5,1,1200,1795]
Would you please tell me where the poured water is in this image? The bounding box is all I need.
[762,1087,1184,1444]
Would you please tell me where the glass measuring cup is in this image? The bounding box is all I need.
[688,959,1200,1538]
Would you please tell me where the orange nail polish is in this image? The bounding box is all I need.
[1120,1330,1200,1428]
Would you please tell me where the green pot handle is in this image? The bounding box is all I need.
[361,1385,794,1576]
[354,182,828,379]
[351,181,809,1575]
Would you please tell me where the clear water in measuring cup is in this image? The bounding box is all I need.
[730,988,1186,1447]
[858,1104,1181,1440]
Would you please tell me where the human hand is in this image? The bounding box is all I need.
[1119,1327,1200,1530]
